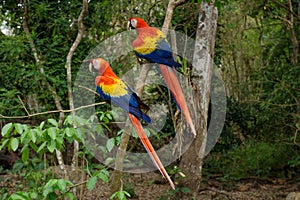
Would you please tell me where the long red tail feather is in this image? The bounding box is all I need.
[128,114,175,190]
[159,64,197,137]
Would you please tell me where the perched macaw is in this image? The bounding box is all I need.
[127,17,197,137]
[89,58,175,190]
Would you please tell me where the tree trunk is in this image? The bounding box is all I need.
[178,1,218,198]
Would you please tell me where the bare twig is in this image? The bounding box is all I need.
[78,85,101,97]
[0,102,106,119]
[17,95,30,116]
[293,128,300,146]
[65,0,88,195]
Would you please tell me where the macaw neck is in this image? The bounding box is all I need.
[136,24,150,35]
[99,64,117,78]
[136,27,161,38]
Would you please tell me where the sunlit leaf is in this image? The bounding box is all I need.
[106,138,115,152]
[1,123,13,137]
[10,137,19,151]
[86,176,97,191]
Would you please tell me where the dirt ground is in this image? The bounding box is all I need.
[85,172,299,200]
[1,171,299,200]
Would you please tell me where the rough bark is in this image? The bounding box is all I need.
[178,1,218,198]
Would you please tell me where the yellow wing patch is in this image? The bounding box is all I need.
[135,31,165,55]
[100,79,128,97]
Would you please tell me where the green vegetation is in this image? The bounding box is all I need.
[0,0,299,199]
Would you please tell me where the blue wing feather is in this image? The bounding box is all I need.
[96,86,151,123]
[135,38,181,68]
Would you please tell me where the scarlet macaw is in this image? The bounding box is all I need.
[127,17,197,137]
[89,58,175,190]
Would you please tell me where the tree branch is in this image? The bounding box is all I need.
[0,102,105,119]
[64,0,88,195]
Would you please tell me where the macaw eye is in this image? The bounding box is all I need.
[93,59,101,70]
[131,19,137,27]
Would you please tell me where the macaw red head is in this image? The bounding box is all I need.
[89,58,110,75]
[127,17,149,30]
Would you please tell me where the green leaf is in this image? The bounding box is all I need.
[14,123,24,134]
[86,176,98,191]
[65,127,72,137]
[65,127,76,137]
[106,138,115,152]
[29,129,37,143]
[73,115,86,126]
[48,118,58,127]
[9,191,31,200]
[57,179,67,192]
[75,128,84,142]
[21,146,29,162]
[43,179,58,197]
[144,128,151,137]
[110,190,131,200]
[0,138,9,151]
[10,138,19,151]
[20,130,29,144]
[97,169,109,183]
[1,123,13,137]
[63,192,76,200]
[47,140,56,153]
[37,141,47,153]
[180,187,191,194]
[64,115,74,125]
[39,121,45,130]
[47,127,57,140]
[56,135,64,145]
[30,142,38,152]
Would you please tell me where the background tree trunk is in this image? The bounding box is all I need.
[178,1,218,198]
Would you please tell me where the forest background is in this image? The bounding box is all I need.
[0,0,299,199]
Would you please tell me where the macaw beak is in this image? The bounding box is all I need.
[89,59,98,73]
[127,21,135,30]
[89,62,93,73]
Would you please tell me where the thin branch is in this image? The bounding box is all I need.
[17,95,30,116]
[294,128,300,147]
[173,0,188,7]
[66,0,88,116]
[65,0,88,194]
[0,102,106,119]
[78,85,101,97]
